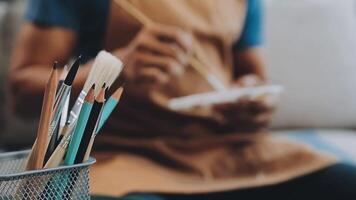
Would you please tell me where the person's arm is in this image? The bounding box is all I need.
[214,0,276,132]
[214,47,273,132]
[233,0,265,86]
[233,47,266,86]
[8,0,93,118]
[8,23,92,118]
[9,21,194,118]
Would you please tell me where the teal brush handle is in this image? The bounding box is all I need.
[49,102,93,200]
[97,97,118,133]
[64,102,93,165]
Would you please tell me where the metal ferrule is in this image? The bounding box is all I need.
[48,85,71,137]
[60,131,73,149]
[67,90,87,125]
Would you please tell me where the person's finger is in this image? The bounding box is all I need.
[135,67,169,84]
[135,52,184,76]
[220,97,276,115]
[216,101,275,121]
[147,24,193,54]
[242,100,273,114]
[234,75,264,87]
[233,111,274,130]
[136,36,189,65]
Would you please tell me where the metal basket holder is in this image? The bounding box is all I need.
[0,150,95,200]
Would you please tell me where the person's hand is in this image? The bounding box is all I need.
[119,23,193,86]
[213,76,277,132]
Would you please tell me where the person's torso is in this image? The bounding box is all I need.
[105,0,246,92]
[100,0,248,136]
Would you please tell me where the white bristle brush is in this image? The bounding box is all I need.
[93,51,123,95]
[67,50,123,125]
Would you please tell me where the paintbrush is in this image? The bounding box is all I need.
[63,84,95,165]
[114,0,226,91]
[44,57,81,163]
[53,65,70,147]
[26,61,58,170]
[59,65,70,131]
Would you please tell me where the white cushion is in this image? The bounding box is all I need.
[265,0,356,128]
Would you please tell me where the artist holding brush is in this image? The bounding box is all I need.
[8,0,356,199]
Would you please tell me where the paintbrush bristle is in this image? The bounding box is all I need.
[60,65,70,80]
[64,56,81,86]
[85,51,123,95]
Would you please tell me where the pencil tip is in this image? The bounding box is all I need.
[64,56,81,85]
[92,84,95,89]
[102,83,106,88]
[97,85,105,102]
[53,61,58,69]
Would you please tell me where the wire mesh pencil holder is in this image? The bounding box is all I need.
[0,150,96,200]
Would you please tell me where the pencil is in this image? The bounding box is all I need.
[75,85,105,164]
[64,85,95,165]
[96,87,124,133]
[26,61,58,170]
[114,0,226,91]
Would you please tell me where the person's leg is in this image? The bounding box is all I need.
[121,193,166,200]
[160,163,356,200]
[277,163,356,199]
[92,193,165,200]
[93,163,356,200]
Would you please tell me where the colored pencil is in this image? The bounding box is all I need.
[75,85,105,164]
[96,87,124,133]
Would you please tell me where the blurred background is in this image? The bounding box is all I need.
[0,0,356,159]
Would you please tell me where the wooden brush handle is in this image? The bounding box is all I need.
[83,136,95,162]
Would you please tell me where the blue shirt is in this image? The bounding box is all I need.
[25,0,262,61]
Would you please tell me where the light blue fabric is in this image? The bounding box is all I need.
[277,129,356,164]
[234,0,263,50]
